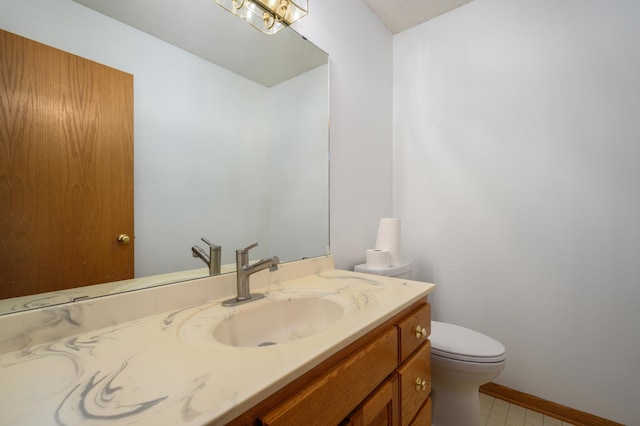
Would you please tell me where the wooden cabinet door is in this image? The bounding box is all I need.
[0,29,134,298]
[260,328,398,426]
[345,377,399,426]
[409,397,431,426]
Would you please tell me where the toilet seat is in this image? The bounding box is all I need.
[430,321,506,363]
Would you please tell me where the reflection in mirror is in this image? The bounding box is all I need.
[0,0,329,314]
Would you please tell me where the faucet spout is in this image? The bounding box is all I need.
[191,238,221,275]
[191,245,210,263]
[243,256,280,274]
[222,242,279,307]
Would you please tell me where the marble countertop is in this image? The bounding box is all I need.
[0,262,240,315]
[0,256,435,425]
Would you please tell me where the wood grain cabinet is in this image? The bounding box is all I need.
[226,300,432,426]
[260,328,398,426]
[409,397,432,426]
[342,377,399,426]
[398,343,431,425]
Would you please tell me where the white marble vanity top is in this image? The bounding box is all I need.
[0,256,435,425]
[0,263,239,314]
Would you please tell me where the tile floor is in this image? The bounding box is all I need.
[480,393,575,426]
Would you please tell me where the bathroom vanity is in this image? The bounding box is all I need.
[230,300,432,425]
[0,255,435,425]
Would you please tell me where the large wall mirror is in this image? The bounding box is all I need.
[0,0,329,314]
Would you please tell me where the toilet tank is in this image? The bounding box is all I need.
[354,262,412,279]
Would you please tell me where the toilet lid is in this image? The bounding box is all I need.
[430,321,506,363]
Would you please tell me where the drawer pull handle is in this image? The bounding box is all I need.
[415,377,427,391]
[415,325,427,339]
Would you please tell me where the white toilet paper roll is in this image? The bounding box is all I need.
[375,218,401,266]
[366,249,390,269]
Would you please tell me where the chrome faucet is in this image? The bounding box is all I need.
[222,242,279,307]
[191,238,222,276]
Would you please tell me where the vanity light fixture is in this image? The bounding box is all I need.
[213,0,308,35]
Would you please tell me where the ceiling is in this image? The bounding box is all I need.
[362,0,476,34]
[72,0,475,86]
[73,0,327,87]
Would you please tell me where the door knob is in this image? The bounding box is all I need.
[117,234,131,245]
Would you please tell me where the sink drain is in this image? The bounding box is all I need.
[258,341,277,347]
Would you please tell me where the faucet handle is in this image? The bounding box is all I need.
[237,242,258,254]
[201,238,221,251]
[269,256,280,271]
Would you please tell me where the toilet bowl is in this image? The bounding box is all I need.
[430,321,506,426]
[353,262,506,425]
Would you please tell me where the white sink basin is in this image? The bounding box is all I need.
[212,297,344,347]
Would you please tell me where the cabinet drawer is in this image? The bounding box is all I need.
[397,303,430,362]
[260,327,398,426]
[398,342,431,426]
[409,397,431,426]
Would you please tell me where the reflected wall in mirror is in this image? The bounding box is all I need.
[0,0,329,314]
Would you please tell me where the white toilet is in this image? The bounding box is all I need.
[354,262,506,426]
[430,321,506,426]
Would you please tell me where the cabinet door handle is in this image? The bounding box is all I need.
[415,377,427,391]
[415,325,427,339]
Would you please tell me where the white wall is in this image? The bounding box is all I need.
[294,0,394,270]
[393,0,640,423]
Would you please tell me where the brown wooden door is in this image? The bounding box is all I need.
[0,29,134,299]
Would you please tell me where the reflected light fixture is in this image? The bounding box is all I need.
[213,0,308,35]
